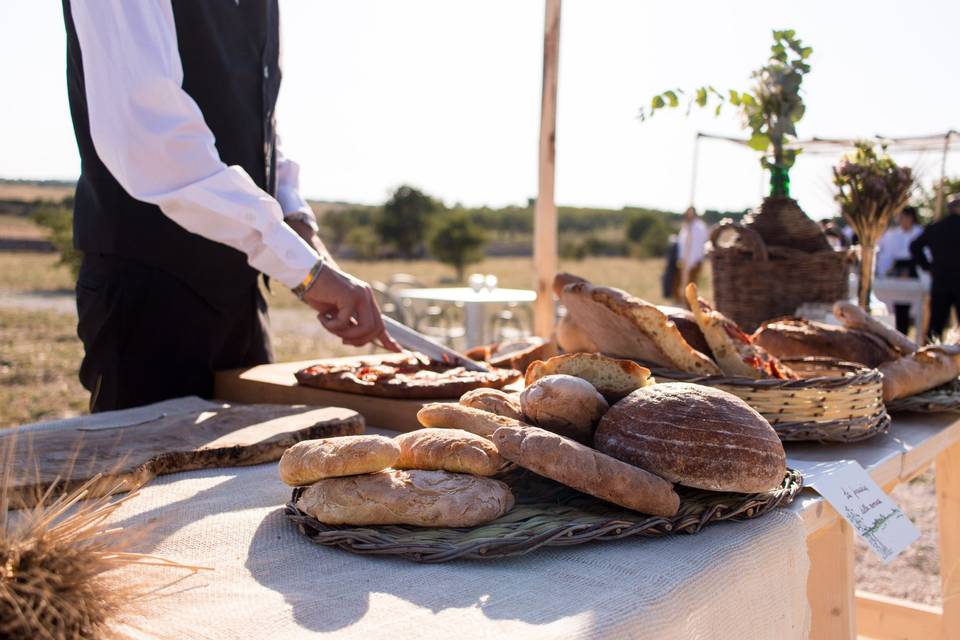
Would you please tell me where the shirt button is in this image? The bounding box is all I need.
[263,65,270,79]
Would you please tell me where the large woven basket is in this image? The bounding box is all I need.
[644,357,889,443]
[286,467,803,562]
[710,199,848,332]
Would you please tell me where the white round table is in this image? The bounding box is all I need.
[396,287,537,346]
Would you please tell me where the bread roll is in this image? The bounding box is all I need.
[279,435,400,486]
[879,345,960,401]
[524,353,652,401]
[395,428,504,476]
[458,388,523,420]
[297,469,514,527]
[519,375,608,443]
[594,383,786,493]
[752,318,899,368]
[685,283,796,380]
[833,301,916,355]
[492,425,679,516]
[417,402,530,438]
[554,273,720,375]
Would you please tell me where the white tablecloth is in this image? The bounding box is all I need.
[30,400,812,639]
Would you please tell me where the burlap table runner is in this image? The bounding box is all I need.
[30,400,811,639]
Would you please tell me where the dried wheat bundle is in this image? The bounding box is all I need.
[0,443,207,640]
[833,141,913,308]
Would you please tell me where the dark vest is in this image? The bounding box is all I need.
[62,0,281,300]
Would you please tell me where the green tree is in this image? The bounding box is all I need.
[625,210,674,257]
[376,185,439,259]
[31,205,82,277]
[427,211,487,281]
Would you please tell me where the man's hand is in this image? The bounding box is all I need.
[301,263,401,351]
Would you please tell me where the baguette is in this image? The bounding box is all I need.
[879,345,960,401]
[417,402,531,438]
[752,318,899,368]
[492,425,680,516]
[833,301,916,355]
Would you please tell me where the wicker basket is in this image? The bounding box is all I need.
[710,198,848,332]
[286,467,803,562]
[645,357,889,443]
[886,378,960,414]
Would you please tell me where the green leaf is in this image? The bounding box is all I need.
[714,102,723,116]
[728,89,741,106]
[695,87,708,107]
[747,133,771,151]
[664,90,679,107]
[651,95,665,109]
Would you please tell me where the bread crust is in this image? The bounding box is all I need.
[458,388,523,420]
[395,428,504,476]
[833,301,916,355]
[492,425,680,516]
[523,353,652,401]
[554,275,720,375]
[685,283,796,379]
[297,469,514,527]
[594,383,787,493]
[752,318,899,368]
[555,314,600,354]
[879,345,960,401]
[519,375,609,443]
[417,403,531,438]
[279,435,400,486]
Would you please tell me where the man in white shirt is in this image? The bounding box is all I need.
[63,1,398,411]
[674,207,709,303]
[875,206,923,334]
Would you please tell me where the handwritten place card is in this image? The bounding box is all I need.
[790,459,920,564]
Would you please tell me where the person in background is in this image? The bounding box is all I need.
[675,207,709,303]
[63,1,399,412]
[661,233,679,300]
[876,206,923,335]
[819,219,848,250]
[911,197,960,341]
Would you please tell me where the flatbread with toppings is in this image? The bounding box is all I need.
[685,283,797,380]
[295,353,521,399]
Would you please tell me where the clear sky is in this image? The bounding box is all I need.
[2,1,958,218]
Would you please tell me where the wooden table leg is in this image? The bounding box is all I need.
[807,517,856,639]
[938,441,960,640]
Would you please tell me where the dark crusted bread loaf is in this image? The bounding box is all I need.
[752,318,899,368]
[594,383,786,493]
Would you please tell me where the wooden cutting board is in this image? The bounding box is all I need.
[215,358,439,432]
[3,403,363,508]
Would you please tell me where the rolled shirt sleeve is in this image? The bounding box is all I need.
[69,0,318,288]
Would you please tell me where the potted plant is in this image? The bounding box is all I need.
[640,29,812,200]
[833,141,914,309]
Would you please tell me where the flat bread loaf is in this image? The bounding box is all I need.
[491,425,680,516]
[458,388,523,420]
[752,318,899,368]
[297,469,514,527]
[279,435,400,486]
[524,353,652,401]
[594,383,786,494]
[395,428,504,476]
[879,345,960,401]
[554,274,720,375]
[417,402,530,438]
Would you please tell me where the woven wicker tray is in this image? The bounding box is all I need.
[641,357,889,443]
[887,378,960,414]
[285,468,803,563]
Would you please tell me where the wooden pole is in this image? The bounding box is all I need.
[533,0,561,338]
[689,133,701,207]
[934,133,951,220]
[938,442,960,640]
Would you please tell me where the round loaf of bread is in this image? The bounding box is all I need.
[519,374,608,443]
[459,388,523,420]
[296,469,515,527]
[594,383,786,493]
[395,428,504,476]
[278,435,400,486]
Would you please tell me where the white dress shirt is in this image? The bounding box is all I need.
[69,0,319,289]
[876,225,922,276]
[678,217,709,267]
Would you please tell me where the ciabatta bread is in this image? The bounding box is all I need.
[395,428,504,476]
[297,469,514,527]
[524,353,652,401]
[491,425,680,516]
[594,383,787,493]
[553,273,720,375]
[278,435,400,486]
[458,388,523,420]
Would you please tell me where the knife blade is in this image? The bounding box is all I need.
[381,315,488,372]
